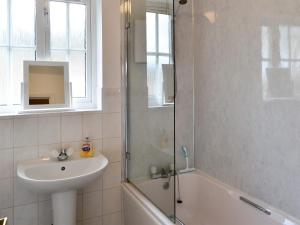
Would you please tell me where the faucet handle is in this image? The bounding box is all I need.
[66,147,74,157]
[50,149,59,158]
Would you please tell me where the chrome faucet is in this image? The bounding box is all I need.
[57,149,69,161]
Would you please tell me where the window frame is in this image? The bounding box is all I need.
[0,0,99,113]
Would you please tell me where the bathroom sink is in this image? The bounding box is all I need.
[17,153,108,193]
[17,153,108,225]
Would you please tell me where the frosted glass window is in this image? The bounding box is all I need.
[50,2,68,49]
[0,0,94,110]
[0,0,8,45]
[0,0,36,106]
[50,50,68,62]
[10,48,35,104]
[69,51,86,97]
[11,0,35,47]
[50,1,87,98]
[0,48,9,105]
[69,4,86,50]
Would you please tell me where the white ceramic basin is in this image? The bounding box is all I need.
[17,153,109,225]
[17,153,109,194]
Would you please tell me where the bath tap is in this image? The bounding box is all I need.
[57,149,69,161]
[51,148,74,161]
[150,168,173,179]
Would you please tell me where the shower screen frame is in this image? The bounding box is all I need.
[121,0,177,222]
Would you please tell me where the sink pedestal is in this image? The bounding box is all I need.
[52,191,77,225]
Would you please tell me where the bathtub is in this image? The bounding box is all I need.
[122,170,300,225]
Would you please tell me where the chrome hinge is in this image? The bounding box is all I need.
[125,22,130,30]
[125,152,131,160]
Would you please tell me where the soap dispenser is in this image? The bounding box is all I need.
[80,137,95,158]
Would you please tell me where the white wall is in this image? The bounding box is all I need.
[0,0,122,225]
[194,0,300,219]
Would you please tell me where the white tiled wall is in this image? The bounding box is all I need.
[0,0,123,224]
[0,111,122,225]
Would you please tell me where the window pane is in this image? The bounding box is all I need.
[51,50,86,98]
[0,0,8,45]
[69,4,86,50]
[50,1,68,49]
[11,0,35,46]
[50,2,88,100]
[51,50,68,61]
[69,51,86,98]
[10,48,35,104]
[0,47,9,105]
[147,12,156,52]
[158,14,171,54]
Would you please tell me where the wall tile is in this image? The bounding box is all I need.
[38,143,61,159]
[77,194,83,222]
[14,117,38,147]
[82,217,102,225]
[83,191,102,219]
[103,138,121,163]
[103,212,122,225]
[0,208,13,225]
[62,115,82,142]
[103,163,121,189]
[102,114,121,138]
[38,201,52,225]
[14,203,38,225]
[0,119,13,150]
[13,146,38,176]
[82,114,102,140]
[38,116,61,145]
[0,178,13,209]
[102,89,121,113]
[14,178,38,206]
[0,149,13,179]
[102,187,121,215]
[61,141,81,152]
[38,193,50,203]
[92,139,102,154]
[83,177,103,193]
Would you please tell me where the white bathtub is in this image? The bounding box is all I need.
[122,170,300,225]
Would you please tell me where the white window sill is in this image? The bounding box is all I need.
[0,108,102,118]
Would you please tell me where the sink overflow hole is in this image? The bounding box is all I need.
[61,166,66,171]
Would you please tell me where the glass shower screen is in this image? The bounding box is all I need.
[125,0,176,220]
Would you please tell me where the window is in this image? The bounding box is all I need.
[0,0,36,106]
[146,12,173,107]
[0,0,98,111]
